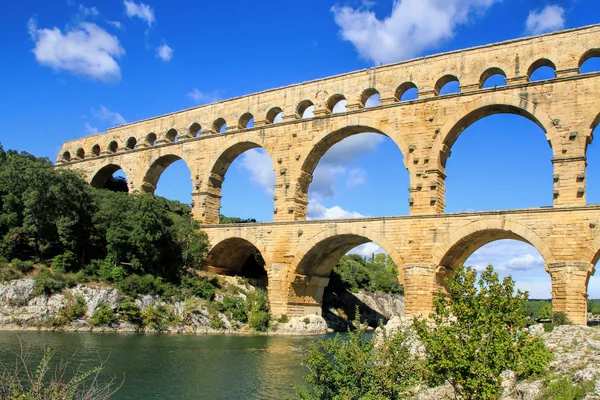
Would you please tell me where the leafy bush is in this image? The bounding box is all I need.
[210,316,226,330]
[329,254,403,295]
[90,305,116,327]
[216,295,248,323]
[119,298,143,327]
[248,311,270,332]
[118,274,162,297]
[32,267,67,296]
[11,259,34,274]
[296,315,420,399]
[141,303,179,331]
[246,289,271,332]
[51,251,78,273]
[539,376,596,400]
[276,314,289,324]
[62,295,87,321]
[552,311,572,325]
[0,264,21,282]
[181,275,219,301]
[543,322,555,332]
[414,265,553,399]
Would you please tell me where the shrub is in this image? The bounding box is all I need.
[32,267,66,296]
[118,274,162,297]
[276,314,289,324]
[181,275,219,301]
[216,295,248,323]
[296,315,419,399]
[119,298,143,327]
[90,305,116,327]
[62,295,87,322]
[0,264,21,282]
[210,316,226,330]
[51,251,78,273]
[414,265,553,399]
[141,303,179,331]
[108,266,126,282]
[248,310,270,332]
[552,311,572,325]
[246,289,271,332]
[543,322,555,332]
[539,376,596,400]
[11,259,34,274]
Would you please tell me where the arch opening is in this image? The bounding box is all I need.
[75,148,85,160]
[266,107,284,124]
[61,151,71,162]
[302,126,409,220]
[239,112,254,129]
[440,232,552,306]
[189,122,201,138]
[213,118,227,133]
[396,82,418,102]
[204,238,267,288]
[298,100,315,119]
[91,144,100,157]
[90,164,129,192]
[293,235,403,329]
[327,94,347,114]
[142,154,192,203]
[166,128,178,143]
[436,75,460,95]
[444,111,552,211]
[145,132,157,147]
[361,88,380,108]
[528,59,556,82]
[480,67,507,88]
[210,142,275,224]
[107,141,118,154]
[125,137,137,150]
[580,49,600,74]
[589,124,600,205]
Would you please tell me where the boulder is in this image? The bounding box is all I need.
[0,279,36,306]
[274,314,328,335]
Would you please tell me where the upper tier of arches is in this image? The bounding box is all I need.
[58,26,600,163]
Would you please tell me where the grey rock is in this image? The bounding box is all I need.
[513,380,543,400]
[274,314,328,335]
[0,279,36,306]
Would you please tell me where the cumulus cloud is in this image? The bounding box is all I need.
[28,18,125,81]
[92,105,127,126]
[464,240,546,273]
[78,5,99,17]
[156,43,173,61]
[307,200,365,220]
[239,149,275,194]
[331,0,500,64]
[348,242,386,258]
[525,5,565,35]
[124,1,155,26]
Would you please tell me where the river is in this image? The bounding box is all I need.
[0,331,335,399]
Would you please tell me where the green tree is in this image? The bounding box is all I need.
[414,266,552,400]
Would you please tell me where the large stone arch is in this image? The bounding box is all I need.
[89,163,132,191]
[204,232,270,286]
[434,93,558,166]
[201,134,277,224]
[432,218,556,270]
[584,235,600,267]
[140,152,194,194]
[293,115,408,219]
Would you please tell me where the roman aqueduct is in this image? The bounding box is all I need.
[57,25,600,324]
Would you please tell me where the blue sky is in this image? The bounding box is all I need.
[0,0,599,298]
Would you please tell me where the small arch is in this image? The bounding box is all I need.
[62,151,71,162]
[435,74,460,95]
[239,112,254,129]
[91,144,100,157]
[579,49,600,74]
[213,118,227,133]
[265,107,284,124]
[125,137,137,150]
[297,100,315,119]
[75,148,85,160]
[395,82,418,101]
[141,154,189,194]
[107,141,118,154]
[189,122,201,137]
[528,59,557,82]
[145,132,157,146]
[480,67,507,88]
[165,128,178,143]
[360,88,380,108]
[204,237,268,287]
[327,94,347,114]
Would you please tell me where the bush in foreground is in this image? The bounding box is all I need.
[414,266,553,399]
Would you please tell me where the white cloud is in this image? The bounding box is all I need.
[28,19,124,81]
[347,168,366,187]
[108,21,123,29]
[239,149,275,194]
[78,5,99,17]
[187,88,221,104]
[124,1,155,26]
[331,0,500,64]
[156,43,173,61]
[525,5,565,35]
[307,200,365,220]
[92,105,126,125]
[84,122,99,135]
[348,242,386,258]
[464,240,545,273]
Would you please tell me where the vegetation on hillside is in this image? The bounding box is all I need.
[298,265,554,399]
[329,254,403,295]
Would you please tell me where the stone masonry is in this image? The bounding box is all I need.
[56,25,600,324]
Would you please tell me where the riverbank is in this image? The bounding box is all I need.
[0,278,403,336]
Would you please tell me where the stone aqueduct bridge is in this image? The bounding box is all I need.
[57,26,600,324]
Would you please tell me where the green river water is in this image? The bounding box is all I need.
[0,331,333,400]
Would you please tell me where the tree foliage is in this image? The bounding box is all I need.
[329,254,403,295]
[414,266,552,400]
